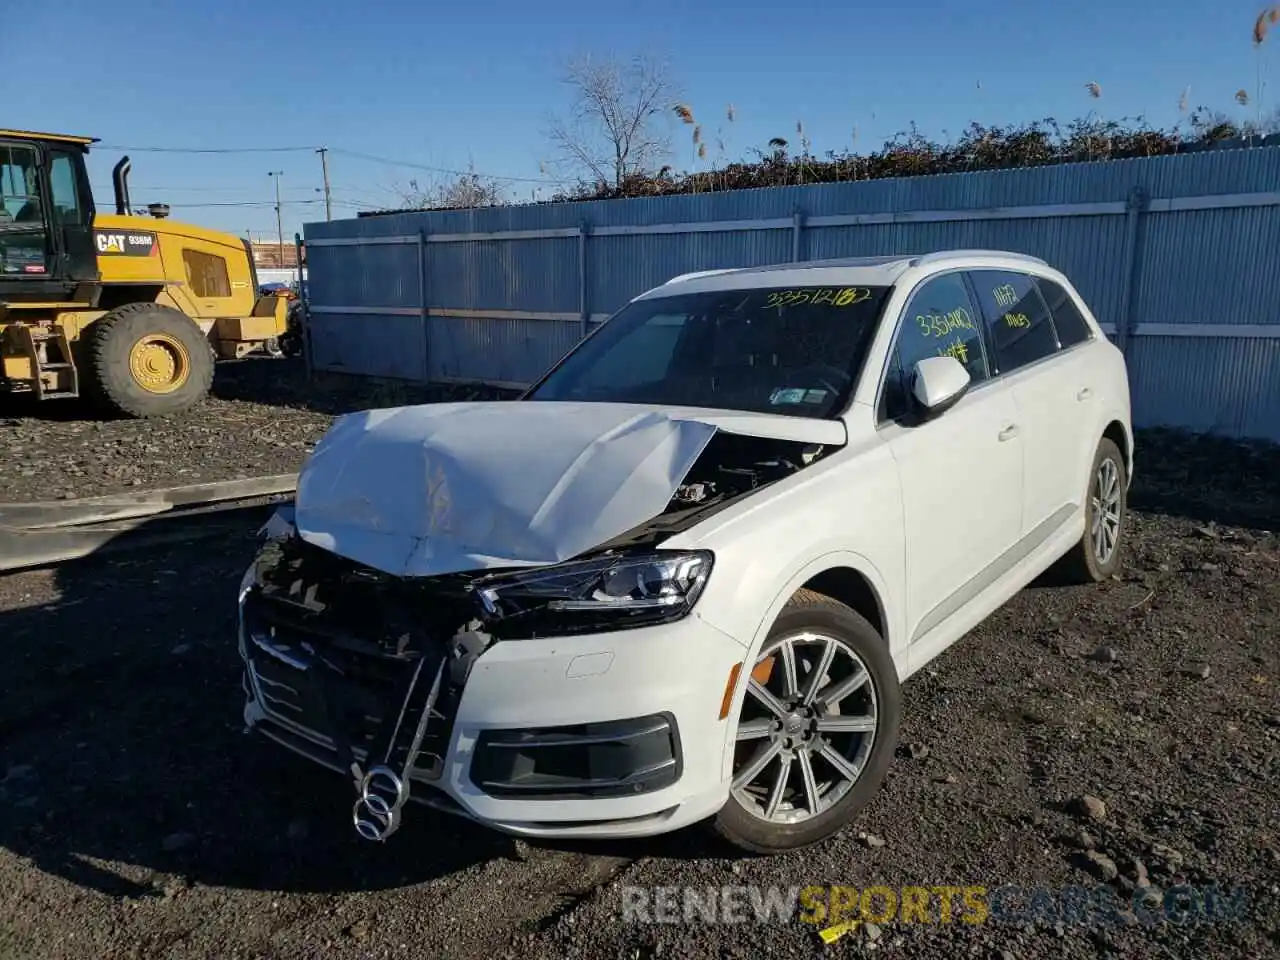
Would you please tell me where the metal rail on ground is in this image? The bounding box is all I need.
[0,474,297,573]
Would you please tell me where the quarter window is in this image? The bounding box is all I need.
[880,272,988,422]
[969,270,1059,374]
[1036,277,1093,348]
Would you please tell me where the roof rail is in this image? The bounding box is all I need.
[663,268,740,285]
[914,249,1048,267]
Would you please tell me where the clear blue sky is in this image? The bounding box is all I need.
[6,0,1272,239]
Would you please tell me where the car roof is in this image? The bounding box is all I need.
[644,250,1052,297]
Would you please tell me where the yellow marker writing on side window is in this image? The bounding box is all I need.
[937,337,970,365]
[916,306,976,338]
[993,283,1018,308]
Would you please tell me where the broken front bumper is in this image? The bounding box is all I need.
[238,581,748,841]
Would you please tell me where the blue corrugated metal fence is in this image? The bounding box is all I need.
[302,145,1280,441]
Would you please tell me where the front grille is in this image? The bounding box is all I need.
[242,587,459,778]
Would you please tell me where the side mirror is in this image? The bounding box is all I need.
[911,355,971,418]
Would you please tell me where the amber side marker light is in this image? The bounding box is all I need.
[718,656,776,720]
[719,663,742,719]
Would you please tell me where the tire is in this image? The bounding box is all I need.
[710,589,901,855]
[83,302,215,418]
[1056,437,1128,583]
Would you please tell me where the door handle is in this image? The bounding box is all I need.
[1077,387,1093,401]
[998,423,1019,441]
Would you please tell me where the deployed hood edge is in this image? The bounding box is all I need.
[292,401,846,579]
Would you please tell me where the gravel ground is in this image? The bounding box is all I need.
[1,363,1278,960]
[0,358,514,502]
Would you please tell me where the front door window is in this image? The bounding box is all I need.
[0,143,48,276]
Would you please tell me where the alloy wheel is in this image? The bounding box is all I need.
[731,631,878,825]
[1091,456,1122,566]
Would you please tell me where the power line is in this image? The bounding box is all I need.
[91,182,336,197]
[95,140,569,188]
[132,198,331,209]
[98,143,316,154]
[326,147,569,185]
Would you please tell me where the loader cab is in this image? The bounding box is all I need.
[0,129,99,302]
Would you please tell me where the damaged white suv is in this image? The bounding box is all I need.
[238,250,1133,854]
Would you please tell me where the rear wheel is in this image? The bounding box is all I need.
[1056,436,1128,583]
[84,302,214,418]
[711,589,901,854]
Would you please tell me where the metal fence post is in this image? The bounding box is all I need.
[1116,186,1148,356]
[417,229,429,384]
[294,232,313,382]
[791,208,805,262]
[579,221,591,339]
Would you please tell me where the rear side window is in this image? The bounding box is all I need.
[1036,277,1093,348]
[969,270,1059,374]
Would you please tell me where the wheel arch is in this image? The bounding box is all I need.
[715,550,897,782]
[1101,417,1133,487]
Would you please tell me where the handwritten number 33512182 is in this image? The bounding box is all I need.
[763,288,871,309]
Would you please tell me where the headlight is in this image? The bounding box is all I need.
[474,550,714,637]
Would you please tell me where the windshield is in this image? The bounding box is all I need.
[526,284,892,418]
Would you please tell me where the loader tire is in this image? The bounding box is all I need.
[84,303,214,418]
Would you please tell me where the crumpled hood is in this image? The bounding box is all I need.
[294,400,845,577]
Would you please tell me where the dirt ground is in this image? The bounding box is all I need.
[1,359,1278,960]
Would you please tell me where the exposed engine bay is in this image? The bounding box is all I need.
[600,431,830,549]
[240,428,833,842]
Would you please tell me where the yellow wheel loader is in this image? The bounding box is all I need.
[0,128,295,418]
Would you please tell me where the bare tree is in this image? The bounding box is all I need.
[545,52,679,189]
[398,163,506,210]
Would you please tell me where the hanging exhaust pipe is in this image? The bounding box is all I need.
[112,156,132,216]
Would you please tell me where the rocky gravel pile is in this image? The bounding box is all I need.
[0,361,1277,960]
[0,358,515,502]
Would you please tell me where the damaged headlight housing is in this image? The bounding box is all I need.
[475,550,714,636]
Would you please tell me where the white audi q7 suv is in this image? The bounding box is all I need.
[237,250,1133,854]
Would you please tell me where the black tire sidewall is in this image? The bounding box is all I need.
[713,597,902,854]
[87,303,214,418]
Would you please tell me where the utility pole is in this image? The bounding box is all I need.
[268,171,285,267]
[316,147,333,221]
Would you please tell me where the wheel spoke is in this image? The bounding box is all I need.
[764,754,793,819]
[748,679,789,719]
[779,642,800,699]
[816,667,868,709]
[736,718,774,741]
[797,750,821,815]
[732,740,783,790]
[819,740,862,783]
[802,638,837,705]
[815,714,877,734]
[1104,462,1118,500]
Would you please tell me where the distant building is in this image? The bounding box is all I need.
[250,241,298,269]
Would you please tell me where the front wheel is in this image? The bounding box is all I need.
[711,589,901,854]
[83,302,214,418]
